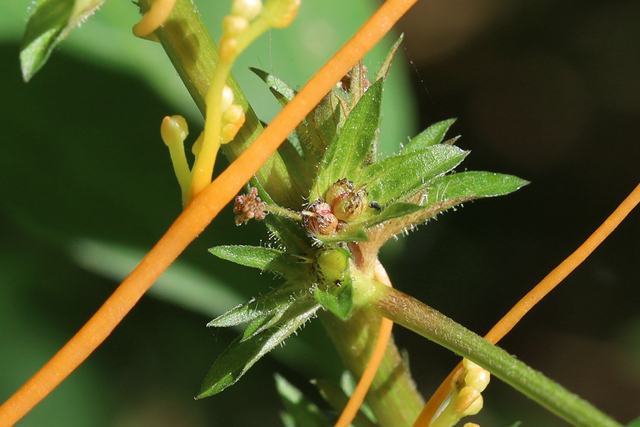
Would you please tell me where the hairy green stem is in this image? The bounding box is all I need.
[368,284,623,427]
[320,311,425,427]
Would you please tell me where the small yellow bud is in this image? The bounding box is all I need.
[191,131,204,156]
[223,104,244,124]
[220,108,244,144]
[263,0,300,28]
[219,36,239,63]
[221,85,235,112]
[465,367,490,393]
[161,115,188,147]
[463,423,481,427]
[231,0,263,21]
[455,387,483,417]
[223,15,249,37]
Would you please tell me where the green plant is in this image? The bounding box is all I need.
[1,0,639,426]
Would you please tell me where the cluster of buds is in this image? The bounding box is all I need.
[219,85,245,145]
[431,359,491,427]
[234,187,267,225]
[302,179,370,236]
[220,0,301,62]
[233,187,267,225]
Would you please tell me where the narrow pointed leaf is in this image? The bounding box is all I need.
[207,282,301,328]
[362,145,468,206]
[249,67,296,107]
[402,118,457,153]
[310,78,384,201]
[209,245,303,276]
[375,34,404,82]
[197,299,320,398]
[422,171,530,207]
[21,0,106,81]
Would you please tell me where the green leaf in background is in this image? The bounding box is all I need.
[361,144,469,206]
[310,78,384,201]
[314,376,378,427]
[20,0,105,81]
[402,118,457,153]
[275,374,331,427]
[198,298,320,398]
[627,417,640,427]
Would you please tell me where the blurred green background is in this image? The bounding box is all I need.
[1,0,638,426]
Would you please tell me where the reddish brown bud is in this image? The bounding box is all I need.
[303,200,338,235]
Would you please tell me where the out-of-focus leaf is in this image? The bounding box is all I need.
[20,0,106,81]
[197,298,320,398]
[310,78,384,201]
[275,374,331,427]
[314,378,377,427]
[362,145,468,206]
[402,118,457,153]
[627,417,640,427]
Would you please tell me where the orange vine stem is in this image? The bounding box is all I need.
[132,0,177,38]
[334,260,394,427]
[413,182,640,427]
[0,0,418,425]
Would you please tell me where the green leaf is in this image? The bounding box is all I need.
[250,67,296,107]
[197,298,320,398]
[375,34,404,82]
[360,202,425,229]
[422,171,530,207]
[402,118,457,153]
[314,279,354,321]
[362,145,469,206]
[310,78,384,201]
[275,374,331,427]
[209,245,304,277]
[20,0,105,81]
[627,416,640,427]
[207,282,302,328]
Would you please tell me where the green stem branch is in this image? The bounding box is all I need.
[368,284,623,427]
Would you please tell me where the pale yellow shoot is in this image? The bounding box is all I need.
[161,115,192,207]
[188,0,300,200]
[133,0,177,39]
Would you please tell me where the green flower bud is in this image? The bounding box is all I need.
[314,247,349,285]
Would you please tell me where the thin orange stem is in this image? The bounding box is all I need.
[133,0,177,38]
[413,182,640,427]
[334,260,394,427]
[0,0,418,425]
